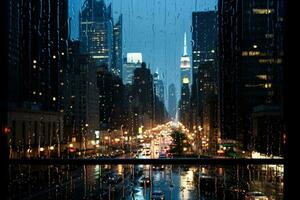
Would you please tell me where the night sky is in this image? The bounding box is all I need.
[69,0,217,104]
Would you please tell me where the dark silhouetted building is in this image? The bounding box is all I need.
[7,0,69,157]
[191,11,219,153]
[218,0,284,155]
[123,53,143,85]
[168,84,177,119]
[112,15,123,77]
[132,62,154,131]
[66,40,99,149]
[79,0,113,69]
[179,79,190,128]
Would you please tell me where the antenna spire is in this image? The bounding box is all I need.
[183,32,187,56]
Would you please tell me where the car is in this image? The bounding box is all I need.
[152,165,165,170]
[244,191,269,200]
[151,190,165,200]
[140,176,151,186]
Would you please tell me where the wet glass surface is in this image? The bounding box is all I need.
[8,164,284,200]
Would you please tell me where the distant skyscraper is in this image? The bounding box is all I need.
[112,15,123,77]
[168,84,177,119]
[153,71,164,103]
[180,33,192,87]
[79,0,113,69]
[179,79,190,127]
[179,33,191,128]
[123,53,143,85]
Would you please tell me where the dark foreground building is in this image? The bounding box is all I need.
[218,0,285,155]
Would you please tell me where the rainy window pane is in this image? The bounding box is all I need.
[5,0,286,199]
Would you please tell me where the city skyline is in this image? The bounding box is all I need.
[69,0,217,102]
[2,0,288,199]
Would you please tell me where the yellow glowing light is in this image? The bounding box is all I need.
[69,143,73,148]
[49,146,54,150]
[182,77,189,84]
[40,147,44,152]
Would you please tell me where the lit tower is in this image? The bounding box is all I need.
[180,32,191,88]
[179,32,191,128]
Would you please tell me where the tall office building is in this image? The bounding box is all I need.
[67,41,99,148]
[153,71,165,103]
[168,84,177,119]
[191,11,217,77]
[218,0,284,154]
[191,11,219,153]
[132,62,154,130]
[79,0,113,69]
[8,0,69,111]
[123,53,143,85]
[112,15,123,77]
[7,0,69,156]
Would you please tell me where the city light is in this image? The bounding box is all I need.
[49,146,54,150]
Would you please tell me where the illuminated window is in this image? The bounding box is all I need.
[259,58,282,64]
[256,75,267,80]
[253,9,274,14]
[264,83,272,88]
[265,34,274,38]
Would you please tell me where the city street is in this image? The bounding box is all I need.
[8,122,284,200]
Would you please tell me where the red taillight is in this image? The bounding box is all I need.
[3,127,10,135]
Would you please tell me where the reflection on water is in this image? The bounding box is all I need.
[8,164,284,200]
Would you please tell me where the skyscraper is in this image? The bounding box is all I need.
[9,0,69,111]
[179,78,190,127]
[153,71,165,103]
[179,33,191,128]
[132,62,154,130]
[7,0,69,157]
[122,53,143,85]
[79,0,113,69]
[191,11,217,78]
[168,84,177,119]
[112,15,123,77]
[191,11,219,154]
[180,33,192,87]
[218,0,284,154]
[67,40,99,148]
